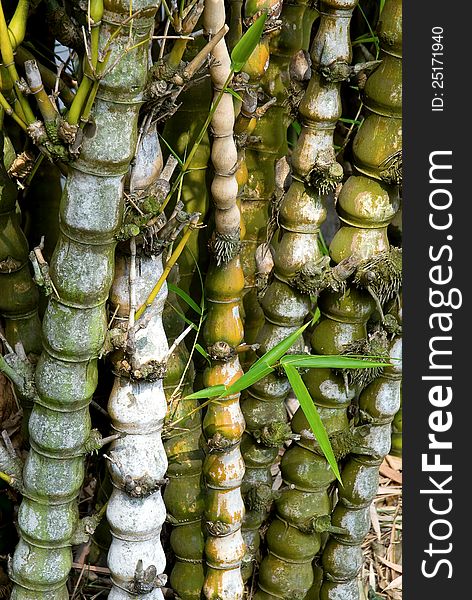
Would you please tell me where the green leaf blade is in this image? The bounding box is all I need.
[223,363,274,396]
[230,12,268,72]
[283,364,341,483]
[184,385,226,400]
[168,282,203,316]
[281,355,388,369]
[251,321,310,370]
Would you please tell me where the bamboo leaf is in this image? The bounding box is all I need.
[158,134,184,166]
[283,364,341,482]
[168,282,202,316]
[280,355,388,369]
[230,12,268,72]
[226,87,243,102]
[184,385,226,400]
[195,343,210,364]
[251,321,310,370]
[223,363,274,396]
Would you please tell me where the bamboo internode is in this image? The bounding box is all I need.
[9,2,160,598]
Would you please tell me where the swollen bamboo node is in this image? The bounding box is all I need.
[8,2,161,598]
[237,4,319,574]
[238,0,318,357]
[202,1,246,597]
[249,2,359,596]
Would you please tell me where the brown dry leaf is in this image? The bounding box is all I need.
[376,555,402,573]
[379,461,403,484]
[370,502,382,541]
[384,575,402,590]
[386,454,402,471]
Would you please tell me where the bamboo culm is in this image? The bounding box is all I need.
[163,278,205,600]
[9,2,160,598]
[0,132,42,357]
[320,1,402,598]
[106,127,169,599]
[162,78,212,300]
[245,2,358,594]
[201,1,246,598]
[238,4,319,577]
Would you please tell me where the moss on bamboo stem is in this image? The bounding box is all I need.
[9,2,160,598]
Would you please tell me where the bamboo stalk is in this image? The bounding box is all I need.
[8,2,160,598]
[201,1,246,598]
[249,2,360,597]
[319,2,402,598]
[162,78,212,300]
[163,277,205,600]
[106,126,169,600]
[0,131,42,438]
[238,4,319,573]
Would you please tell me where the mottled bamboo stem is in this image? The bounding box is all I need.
[244,1,358,590]
[238,5,318,573]
[201,1,246,598]
[320,1,402,598]
[9,2,160,598]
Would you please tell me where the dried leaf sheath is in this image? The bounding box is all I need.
[201,1,246,598]
[9,2,160,598]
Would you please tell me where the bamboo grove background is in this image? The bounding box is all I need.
[0,0,402,599]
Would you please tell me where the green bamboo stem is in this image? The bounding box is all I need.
[162,81,211,299]
[319,2,402,598]
[6,0,29,49]
[239,0,318,353]
[0,131,42,358]
[15,46,76,107]
[201,1,246,597]
[9,2,160,598]
[0,1,35,125]
[238,2,319,575]
[163,279,205,600]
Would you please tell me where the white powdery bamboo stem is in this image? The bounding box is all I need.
[106,127,169,600]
